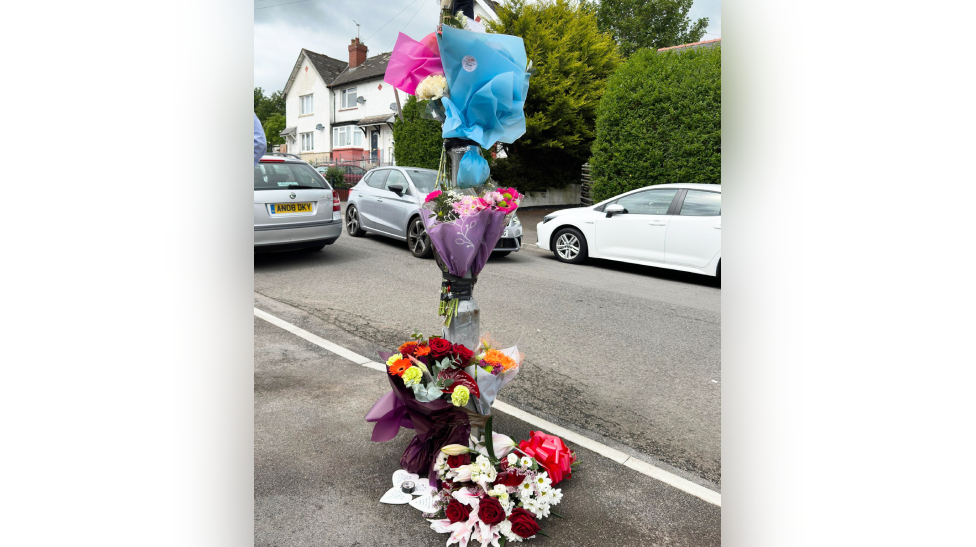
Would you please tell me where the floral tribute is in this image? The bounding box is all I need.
[427,417,577,546]
[366,332,524,480]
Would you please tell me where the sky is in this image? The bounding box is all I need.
[254,0,722,96]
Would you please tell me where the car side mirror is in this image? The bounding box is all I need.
[605,204,625,218]
[388,184,404,196]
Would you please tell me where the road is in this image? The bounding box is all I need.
[255,206,721,486]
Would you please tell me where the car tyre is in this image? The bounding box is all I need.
[345,205,366,237]
[552,227,587,264]
[407,217,433,258]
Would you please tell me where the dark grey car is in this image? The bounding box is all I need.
[344,167,523,258]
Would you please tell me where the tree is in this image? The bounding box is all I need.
[486,0,621,193]
[253,87,286,127]
[596,0,708,57]
[263,113,286,148]
[392,95,444,169]
[589,45,721,203]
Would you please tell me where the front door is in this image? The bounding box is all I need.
[593,188,680,263]
[371,131,379,161]
[665,189,722,268]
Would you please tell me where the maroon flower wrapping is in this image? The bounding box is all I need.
[364,351,471,486]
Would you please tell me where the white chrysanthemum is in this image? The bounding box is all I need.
[520,456,533,468]
[549,488,563,505]
[518,480,534,495]
[415,74,449,101]
[534,473,552,489]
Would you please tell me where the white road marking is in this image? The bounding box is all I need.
[255,307,721,507]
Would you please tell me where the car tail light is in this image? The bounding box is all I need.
[333,192,340,212]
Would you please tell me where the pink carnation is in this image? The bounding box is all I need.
[424,190,443,203]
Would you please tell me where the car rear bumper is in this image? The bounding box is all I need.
[254,220,342,247]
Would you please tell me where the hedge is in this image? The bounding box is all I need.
[392,95,444,170]
[589,45,721,203]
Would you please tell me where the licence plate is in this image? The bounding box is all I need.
[271,203,313,215]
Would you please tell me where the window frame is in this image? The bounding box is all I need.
[341,87,358,109]
[299,94,313,115]
[671,188,721,217]
[300,131,314,151]
[608,188,682,216]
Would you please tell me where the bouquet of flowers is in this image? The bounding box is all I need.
[426,418,578,546]
[365,332,523,482]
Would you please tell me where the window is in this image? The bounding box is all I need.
[253,162,329,191]
[367,169,389,189]
[385,170,407,192]
[300,94,313,115]
[300,132,314,151]
[341,87,358,109]
[405,170,437,194]
[332,126,364,148]
[678,190,721,216]
[613,189,679,215]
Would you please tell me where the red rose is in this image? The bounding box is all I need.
[445,499,470,524]
[508,508,540,538]
[428,338,452,360]
[447,454,471,468]
[518,431,576,485]
[450,343,474,366]
[495,470,524,487]
[477,496,505,526]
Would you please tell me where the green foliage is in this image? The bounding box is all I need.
[590,46,721,203]
[323,167,345,188]
[254,87,286,128]
[596,0,708,57]
[392,95,444,169]
[486,0,621,193]
[263,113,286,147]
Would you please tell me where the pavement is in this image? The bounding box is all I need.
[254,296,721,547]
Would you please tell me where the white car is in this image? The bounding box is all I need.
[254,154,342,252]
[536,183,721,277]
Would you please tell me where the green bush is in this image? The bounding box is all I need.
[324,167,345,188]
[392,95,444,169]
[590,45,721,203]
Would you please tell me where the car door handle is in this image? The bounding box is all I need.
[648,221,666,226]
[714,226,721,230]
[376,198,384,203]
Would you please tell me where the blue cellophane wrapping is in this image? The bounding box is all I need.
[457,148,490,188]
[437,26,531,149]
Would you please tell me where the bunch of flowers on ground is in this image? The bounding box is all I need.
[425,417,577,546]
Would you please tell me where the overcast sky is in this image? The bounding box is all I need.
[254,0,721,95]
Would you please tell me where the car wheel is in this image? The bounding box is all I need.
[552,227,587,264]
[407,217,433,258]
[346,205,366,237]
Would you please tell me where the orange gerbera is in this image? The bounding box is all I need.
[388,358,411,377]
[414,345,431,356]
[482,349,517,372]
[399,341,419,355]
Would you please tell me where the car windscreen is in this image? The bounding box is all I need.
[255,162,331,190]
[405,170,439,195]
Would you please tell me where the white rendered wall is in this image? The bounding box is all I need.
[284,54,332,153]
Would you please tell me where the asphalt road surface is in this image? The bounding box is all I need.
[255,206,721,488]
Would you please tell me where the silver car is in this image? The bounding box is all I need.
[254,154,342,252]
[344,166,523,258]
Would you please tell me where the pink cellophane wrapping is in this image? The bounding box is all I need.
[384,32,444,95]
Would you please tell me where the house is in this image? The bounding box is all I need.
[657,38,721,53]
[280,40,399,165]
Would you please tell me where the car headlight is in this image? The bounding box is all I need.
[542,215,556,224]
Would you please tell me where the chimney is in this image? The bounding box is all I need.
[348,38,367,68]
